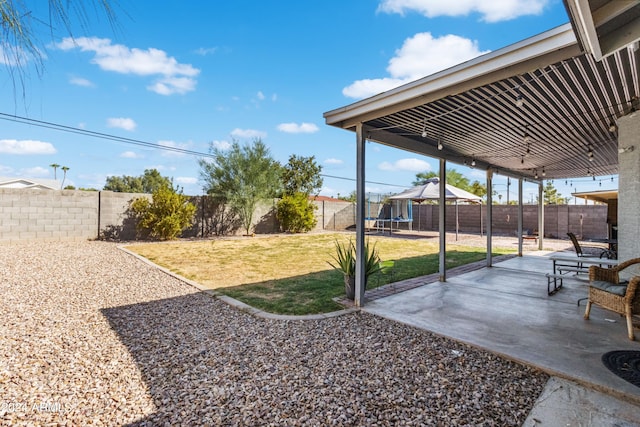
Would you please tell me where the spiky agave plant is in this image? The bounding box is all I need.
[328,239,381,298]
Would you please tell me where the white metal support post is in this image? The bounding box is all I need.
[518,178,524,256]
[486,169,493,267]
[439,158,446,282]
[538,181,544,250]
[354,123,366,307]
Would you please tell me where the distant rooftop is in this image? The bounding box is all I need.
[0,177,61,190]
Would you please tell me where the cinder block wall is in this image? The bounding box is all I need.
[98,191,149,240]
[313,200,357,231]
[0,188,610,242]
[0,189,99,242]
[401,203,607,239]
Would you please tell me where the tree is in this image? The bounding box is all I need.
[103,169,172,193]
[2,1,119,94]
[413,168,487,198]
[469,180,487,199]
[140,169,173,193]
[337,191,357,203]
[199,139,281,236]
[277,155,322,233]
[543,181,565,205]
[280,154,323,196]
[61,166,69,189]
[129,184,196,240]
[50,163,60,180]
[413,168,471,190]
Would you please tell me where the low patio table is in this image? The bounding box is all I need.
[547,254,619,299]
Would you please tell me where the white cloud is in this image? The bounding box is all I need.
[324,158,344,165]
[0,139,56,155]
[148,76,197,95]
[107,117,137,131]
[343,32,489,99]
[0,45,39,66]
[158,140,190,157]
[55,37,200,95]
[148,164,176,172]
[230,128,267,139]
[120,151,140,158]
[0,165,14,174]
[377,0,548,22]
[21,166,50,177]
[175,176,198,185]
[343,77,407,99]
[277,122,319,134]
[256,91,265,100]
[213,140,231,150]
[378,158,431,172]
[194,47,218,56]
[69,76,94,87]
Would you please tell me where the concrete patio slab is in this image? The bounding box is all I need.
[363,253,640,423]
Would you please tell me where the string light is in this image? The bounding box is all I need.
[421,119,427,138]
[437,139,443,150]
[515,87,524,107]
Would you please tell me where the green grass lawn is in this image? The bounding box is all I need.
[126,232,514,315]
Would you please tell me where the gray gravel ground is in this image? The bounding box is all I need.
[0,241,549,426]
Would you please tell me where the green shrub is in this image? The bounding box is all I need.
[130,185,196,240]
[276,192,317,233]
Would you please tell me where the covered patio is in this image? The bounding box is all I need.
[323,0,640,418]
[324,3,640,307]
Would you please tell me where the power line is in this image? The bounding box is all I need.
[1,111,412,189]
[320,173,408,188]
[0,112,215,158]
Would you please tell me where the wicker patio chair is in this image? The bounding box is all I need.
[584,258,640,340]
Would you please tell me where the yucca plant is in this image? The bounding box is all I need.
[328,239,381,299]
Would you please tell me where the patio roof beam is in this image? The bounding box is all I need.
[368,127,540,183]
[564,0,640,61]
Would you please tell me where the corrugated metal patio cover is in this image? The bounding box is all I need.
[325,24,640,181]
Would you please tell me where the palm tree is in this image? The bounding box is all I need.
[50,163,60,180]
[61,166,69,189]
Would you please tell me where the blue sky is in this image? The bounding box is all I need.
[0,0,617,202]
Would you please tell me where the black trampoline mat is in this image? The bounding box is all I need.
[602,350,640,388]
